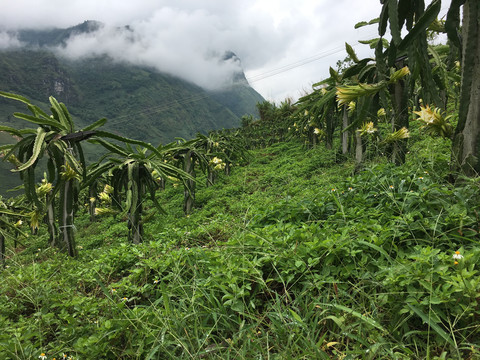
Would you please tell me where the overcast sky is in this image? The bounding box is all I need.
[0,0,449,102]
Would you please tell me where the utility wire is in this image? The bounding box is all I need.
[109,92,211,125]
[246,32,378,83]
[108,31,391,122]
[105,5,451,123]
[246,44,346,83]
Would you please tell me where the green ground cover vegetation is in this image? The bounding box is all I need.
[1,125,479,359]
[1,1,479,358]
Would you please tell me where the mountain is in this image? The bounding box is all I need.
[0,21,264,195]
[0,21,264,142]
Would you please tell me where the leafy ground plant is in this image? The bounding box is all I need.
[0,136,479,359]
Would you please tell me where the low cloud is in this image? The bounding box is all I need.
[0,0,388,100]
[54,18,244,90]
[0,31,22,50]
[0,1,299,92]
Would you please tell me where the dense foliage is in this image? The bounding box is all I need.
[0,50,261,146]
[1,130,479,359]
[1,1,479,358]
[0,22,264,194]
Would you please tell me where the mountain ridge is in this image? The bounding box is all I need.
[0,21,264,140]
[0,21,264,194]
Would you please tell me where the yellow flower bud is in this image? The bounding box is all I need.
[348,101,356,113]
[389,66,410,83]
[36,181,53,196]
[60,163,80,181]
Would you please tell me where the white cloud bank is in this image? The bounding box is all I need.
[0,31,22,49]
[0,0,389,99]
[53,18,246,90]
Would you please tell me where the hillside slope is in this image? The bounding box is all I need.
[0,49,263,143]
[0,22,264,194]
[1,134,479,359]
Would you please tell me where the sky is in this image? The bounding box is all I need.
[0,0,449,102]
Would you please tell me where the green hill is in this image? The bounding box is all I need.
[0,21,264,138]
[1,4,479,357]
[0,49,263,143]
[1,127,479,358]
[0,22,264,195]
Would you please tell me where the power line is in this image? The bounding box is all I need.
[246,45,346,83]
[100,4,453,123]
[244,6,453,85]
[108,41,368,123]
[112,27,437,121]
[245,32,378,83]
[109,92,211,125]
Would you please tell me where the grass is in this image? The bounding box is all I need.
[1,135,480,359]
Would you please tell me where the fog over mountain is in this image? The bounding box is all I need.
[59,24,249,90]
[0,0,385,101]
[2,20,250,91]
[0,31,22,49]
[0,0,298,93]
[0,20,267,195]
